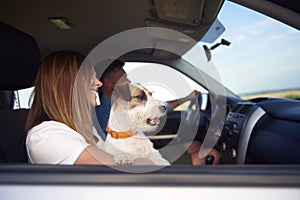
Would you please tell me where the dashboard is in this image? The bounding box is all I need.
[147,94,300,165]
[219,97,300,164]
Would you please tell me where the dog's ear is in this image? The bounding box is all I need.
[112,82,131,101]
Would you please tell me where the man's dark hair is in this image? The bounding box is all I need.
[100,59,125,82]
[96,59,125,97]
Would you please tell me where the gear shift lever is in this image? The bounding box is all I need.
[205,154,215,165]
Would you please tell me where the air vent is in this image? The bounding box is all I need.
[231,104,242,112]
[231,103,254,114]
[238,104,253,114]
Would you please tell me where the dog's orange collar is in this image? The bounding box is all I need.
[106,127,134,139]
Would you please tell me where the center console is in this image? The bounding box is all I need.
[218,102,265,164]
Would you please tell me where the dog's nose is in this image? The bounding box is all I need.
[159,105,167,113]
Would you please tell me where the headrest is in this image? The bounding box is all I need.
[0,21,41,90]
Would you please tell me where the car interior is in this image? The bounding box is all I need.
[0,0,300,193]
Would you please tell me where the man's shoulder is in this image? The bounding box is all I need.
[96,95,112,109]
[101,95,112,104]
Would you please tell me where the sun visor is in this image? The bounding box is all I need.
[0,21,41,90]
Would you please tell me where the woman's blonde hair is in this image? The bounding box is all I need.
[26,50,96,145]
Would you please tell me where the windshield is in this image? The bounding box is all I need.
[184,0,300,100]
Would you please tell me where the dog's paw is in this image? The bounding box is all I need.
[114,155,135,165]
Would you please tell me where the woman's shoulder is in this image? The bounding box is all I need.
[26,121,90,165]
[29,120,69,130]
[27,120,79,137]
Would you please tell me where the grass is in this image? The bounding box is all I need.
[241,89,300,100]
[174,89,300,111]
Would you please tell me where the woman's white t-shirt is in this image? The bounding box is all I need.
[26,121,104,165]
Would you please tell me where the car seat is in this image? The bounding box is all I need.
[0,21,40,162]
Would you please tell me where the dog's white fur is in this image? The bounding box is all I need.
[104,83,170,166]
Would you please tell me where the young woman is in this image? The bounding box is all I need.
[25,51,151,165]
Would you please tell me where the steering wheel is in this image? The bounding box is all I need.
[186,94,201,127]
[158,94,203,164]
[176,94,202,144]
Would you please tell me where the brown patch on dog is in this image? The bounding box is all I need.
[128,86,146,109]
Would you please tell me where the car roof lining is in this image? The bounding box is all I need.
[0,0,224,58]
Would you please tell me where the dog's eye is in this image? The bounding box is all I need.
[132,92,147,101]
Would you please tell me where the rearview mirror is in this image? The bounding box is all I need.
[203,38,231,62]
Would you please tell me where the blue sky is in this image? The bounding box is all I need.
[203,1,300,95]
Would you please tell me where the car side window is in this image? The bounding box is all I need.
[14,87,34,109]
[123,62,208,111]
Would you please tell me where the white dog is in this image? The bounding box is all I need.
[104,83,170,166]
